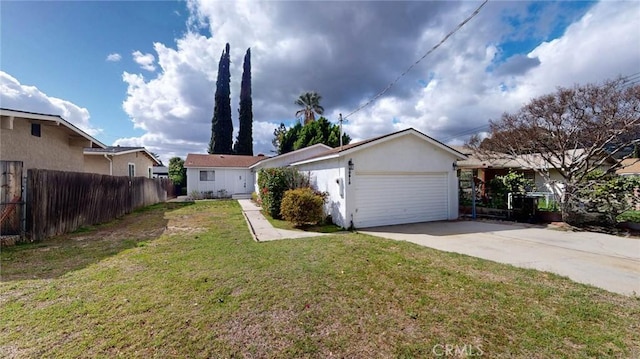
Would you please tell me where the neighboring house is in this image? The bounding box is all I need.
[616,158,640,177]
[0,108,105,172]
[84,146,161,178]
[453,146,534,196]
[455,146,617,197]
[152,166,169,179]
[290,128,466,228]
[185,154,266,197]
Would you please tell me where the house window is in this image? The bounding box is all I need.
[200,170,215,181]
[31,123,41,137]
[524,171,535,182]
[128,163,135,177]
[148,167,153,178]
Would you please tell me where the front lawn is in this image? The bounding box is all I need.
[1,200,639,357]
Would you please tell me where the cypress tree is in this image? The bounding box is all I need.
[209,43,233,154]
[234,48,253,155]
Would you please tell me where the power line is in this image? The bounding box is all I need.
[443,71,640,142]
[343,0,489,120]
[441,124,490,142]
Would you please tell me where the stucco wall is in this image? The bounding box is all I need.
[535,169,565,198]
[295,158,347,228]
[348,135,460,220]
[296,134,461,227]
[84,155,110,175]
[187,167,254,195]
[0,119,86,172]
[112,152,155,177]
[84,152,155,177]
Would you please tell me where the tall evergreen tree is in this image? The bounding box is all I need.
[234,48,253,155]
[209,43,233,154]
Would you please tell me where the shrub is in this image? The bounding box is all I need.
[280,188,325,226]
[251,192,260,205]
[577,174,640,225]
[257,168,310,219]
[487,171,535,209]
[618,211,640,223]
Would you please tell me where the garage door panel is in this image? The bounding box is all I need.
[355,173,448,228]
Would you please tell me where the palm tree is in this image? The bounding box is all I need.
[295,92,324,124]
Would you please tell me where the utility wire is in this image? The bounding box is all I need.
[444,71,640,142]
[441,124,490,142]
[343,0,489,120]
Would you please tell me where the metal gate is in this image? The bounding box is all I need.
[1,161,24,236]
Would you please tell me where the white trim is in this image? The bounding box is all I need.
[1,108,106,148]
[248,143,332,169]
[128,163,135,177]
[83,148,161,166]
[290,129,467,167]
[289,153,340,166]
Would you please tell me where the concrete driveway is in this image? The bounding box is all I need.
[360,221,640,296]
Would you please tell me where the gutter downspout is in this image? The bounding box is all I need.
[104,154,113,175]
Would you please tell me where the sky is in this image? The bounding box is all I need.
[1,0,639,164]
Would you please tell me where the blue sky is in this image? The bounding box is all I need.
[1,1,638,163]
[1,0,187,143]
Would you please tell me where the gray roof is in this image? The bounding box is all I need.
[84,146,146,154]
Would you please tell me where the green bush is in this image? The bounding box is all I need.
[488,171,535,209]
[257,168,310,219]
[280,188,325,226]
[617,211,640,223]
[577,174,640,225]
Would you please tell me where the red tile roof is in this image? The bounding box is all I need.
[185,154,267,168]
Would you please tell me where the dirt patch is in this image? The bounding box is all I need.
[0,204,173,281]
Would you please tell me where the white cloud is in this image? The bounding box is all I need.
[115,0,639,160]
[0,71,102,137]
[132,51,157,72]
[106,53,122,62]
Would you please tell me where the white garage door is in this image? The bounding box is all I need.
[354,173,448,228]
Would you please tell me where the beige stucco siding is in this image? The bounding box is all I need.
[111,152,155,177]
[84,155,111,175]
[0,119,86,172]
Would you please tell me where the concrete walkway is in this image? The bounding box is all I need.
[361,221,640,296]
[237,199,327,242]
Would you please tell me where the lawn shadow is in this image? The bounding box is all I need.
[0,202,193,282]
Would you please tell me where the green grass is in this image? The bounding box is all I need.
[1,200,639,358]
[264,211,343,233]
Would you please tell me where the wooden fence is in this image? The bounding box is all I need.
[1,161,23,237]
[26,169,170,242]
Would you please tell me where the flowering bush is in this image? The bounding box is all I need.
[257,168,310,219]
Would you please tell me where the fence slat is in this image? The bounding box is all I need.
[26,169,171,242]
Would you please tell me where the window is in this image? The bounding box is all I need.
[148,167,153,178]
[200,170,215,181]
[31,123,41,137]
[128,163,135,177]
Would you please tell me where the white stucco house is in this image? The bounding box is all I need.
[185,154,266,197]
[288,128,467,228]
[187,128,466,228]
